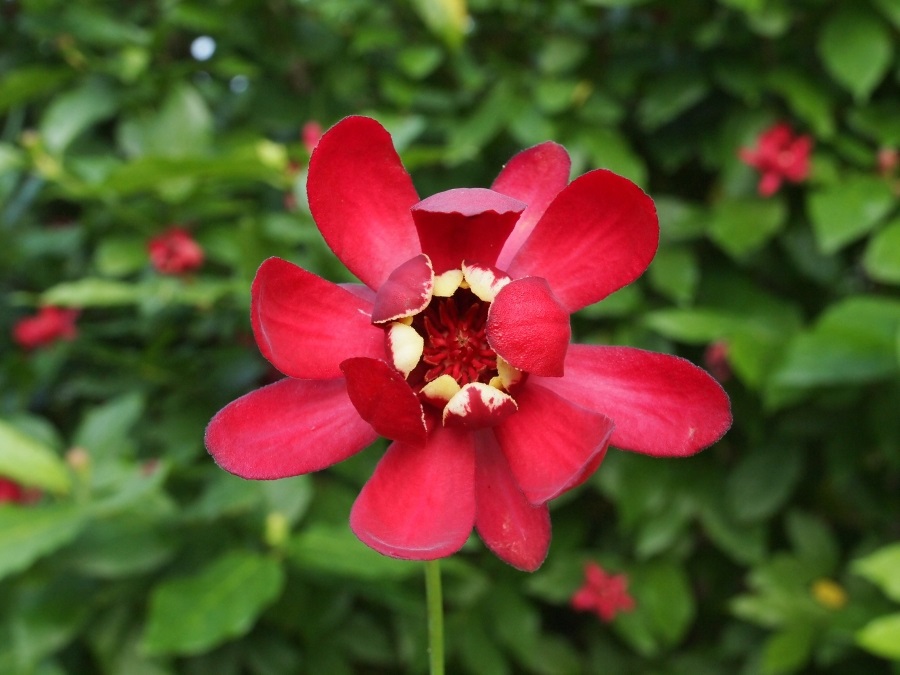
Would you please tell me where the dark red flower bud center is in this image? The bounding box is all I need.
[417,289,497,386]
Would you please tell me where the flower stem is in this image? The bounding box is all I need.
[425,559,445,675]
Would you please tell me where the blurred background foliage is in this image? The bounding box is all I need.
[2,0,900,673]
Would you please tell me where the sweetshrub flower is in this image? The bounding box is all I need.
[739,122,812,197]
[0,476,39,504]
[148,227,204,275]
[571,562,635,622]
[206,116,732,571]
[13,306,79,349]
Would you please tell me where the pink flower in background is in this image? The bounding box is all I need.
[302,121,323,154]
[739,123,812,197]
[0,477,40,504]
[13,306,79,349]
[206,116,731,571]
[148,227,204,275]
[571,563,635,622]
[704,341,732,383]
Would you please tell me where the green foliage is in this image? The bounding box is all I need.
[2,0,899,673]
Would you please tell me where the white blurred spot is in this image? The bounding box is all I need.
[190,36,216,61]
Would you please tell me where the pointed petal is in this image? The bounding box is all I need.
[411,188,525,274]
[307,116,421,289]
[252,257,384,379]
[486,277,570,377]
[371,254,434,323]
[506,169,659,312]
[206,378,377,479]
[350,426,476,560]
[442,382,518,429]
[385,321,425,378]
[340,357,427,446]
[492,141,571,269]
[494,384,614,504]
[533,345,732,457]
[474,431,551,571]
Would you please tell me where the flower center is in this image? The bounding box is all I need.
[417,289,497,386]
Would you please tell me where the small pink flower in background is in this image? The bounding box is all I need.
[148,227,204,275]
[302,121,323,154]
[739,123,812,197]
[13,306,79,349]
[877,147,898,176]
[704,341,732,383]
[206,116,732,572]
[0,477,40,504]
[571,562,635,622]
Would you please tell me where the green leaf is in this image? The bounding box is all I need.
[39,80,118,154]
[118,84,212,159]
[68,513,175,578]
[73,392,144,461]
[648,245,698,305]
[0,66,72,113]
[0,505,85,581]
[637,72,708,130]
[785,511,839,577]
[580,127,648,186]
[141,551,284,656]
[94,236,148,278]
[285,524,419,580]
[761,623,814,674]
[41,278,142,307]
[807,176,894,253]
[864,218,900,285]
[408,0,470,48]
[708,197,787,257]
[727,445,803,523]
[767,69,834,138]
[772,296,900,387]
[856,612,900,660]
[818,7,893,101]
[853,543,900,602]
[0,419,70,494]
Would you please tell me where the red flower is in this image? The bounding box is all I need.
[571,562,635,622]
[739,122,813,197]
[0,476,40,504]
[302,121,323,154]
[148,227,204,275]
[13,306,79,349]
[206,116,731,571]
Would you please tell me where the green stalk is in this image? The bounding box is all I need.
[424,559,445,675]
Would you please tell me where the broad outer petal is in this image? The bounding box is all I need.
[307,116,421,289]
[252,257,384,379]
[411,188,524,274]
[486,277,571,377]
[206,377,377,479]
[492,141,571,269]
[371,254,434,323]
[494,383,614,504]
[532,345,732,457]
[506,169,659,312]
[350,426,476,560]
[340,357,427,446]
[474,431,551,571]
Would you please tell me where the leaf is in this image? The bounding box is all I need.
[807,175,894,253]
[863,218,900,285]
[73,392,145,461]
[0,505,85,582]
[0,419,70,494]
[856,613,900,660]
[118,83,212,159]
[708,197,787,257]
[42,278,142,307]
[637,72,708,130]
[94,236,149,278]
[767,69,834,138]
[580,127,648,186]
[141,551,284,655]
[853,543,900,602]
[772,296,900,387]
[408,0,470,48]
[785,511,839,578]
[285,524,419,580]
[761,623,814,674]
[727,445,803,523]
[818,7,893,101]
[39,80,118,154]
[648,245,698,305]
[0,66,72,113]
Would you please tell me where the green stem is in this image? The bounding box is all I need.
[425,559,445,675]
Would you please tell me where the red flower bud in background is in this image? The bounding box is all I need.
[739,123,812,197]
[704,341,732,383]
[0,476,40,504]
[13,306,79,350]
[571,562,635,622]
[148,227,204,275]
[302,120,323,155]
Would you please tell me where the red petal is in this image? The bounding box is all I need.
[350,426,476,560]
[205,378,377,479]
[442,383,518,429]
[411,188,524,274]
[307,116,421,289]
[533,345,732,457]
[506,169,659,312]
[494,383,614,504]
[474,431,551,571]
[340,357,427,446]
[486,277,571,377]
[251,257,384,379]
[492,141,571,269]
[371,254,434,323]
